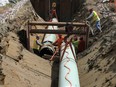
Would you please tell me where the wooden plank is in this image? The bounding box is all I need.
[30,29,86,35]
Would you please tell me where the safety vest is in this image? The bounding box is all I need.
[72,40,78,51]
[33,40,38,49]
[72,40,78,49]
[92,11,100,22]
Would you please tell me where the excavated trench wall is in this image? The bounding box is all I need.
[0,0,43,49]
[0,1,38,85]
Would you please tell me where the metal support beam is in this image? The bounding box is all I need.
[30,29,86,35]
[29,21,87,26]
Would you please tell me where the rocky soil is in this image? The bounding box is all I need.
[0,0,52,87]
[76,0,116,87]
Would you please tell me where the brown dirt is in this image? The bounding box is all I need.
[0,1,59,87]
[0,7,7,14]
[77,0,116,87]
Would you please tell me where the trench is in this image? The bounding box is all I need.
[15,1,86,87]
[28,1,86,87]
[0,0,115,87]
[1,0,115,87]
[15,1,82,87]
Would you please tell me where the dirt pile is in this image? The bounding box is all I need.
[0,32,51,87]
[0,0,32,36]
[0,1,52,87]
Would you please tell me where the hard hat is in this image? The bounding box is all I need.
[89,8,93,13]
[36,35,39,39]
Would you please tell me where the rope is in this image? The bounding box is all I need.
[69,43,76,60]
[60,39,77,87]
[86,21,94,35]
[60,38,76,61]
[49,8,58,21]
[60,41,69,61]
[64,51,72,87]
[48,18,59,61]
[49,49,57,61]
[54,10,58,21]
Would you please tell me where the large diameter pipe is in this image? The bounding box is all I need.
[59,42,80,87]
[43,19,58,43]
[39,18,58,56]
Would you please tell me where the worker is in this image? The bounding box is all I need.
[65,24,73,38]
[52,34,64,55]
[51,8,57,18]
[65,24,73,33]
[72,35,78,54]
[33,35,42,56]
[50,2,58,19]
[86,8,102,33]
[78,37,85,53]
[49,35,64,61]
[53,34,64,49]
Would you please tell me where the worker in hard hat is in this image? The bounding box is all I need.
[52,34,64,55]
[53,34,64,49]
[65,24,73,38]
[50,2,58,19]
[86,8,102,33]
[33,35,42,55]
[65,24,73,33]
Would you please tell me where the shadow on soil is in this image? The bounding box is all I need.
[17,30,27,49]
[51,60,59,87]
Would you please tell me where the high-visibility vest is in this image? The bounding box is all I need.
[92,11,100,22]
[33,40,38,49]
[72,40,78,49]
[72,40,78,53]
